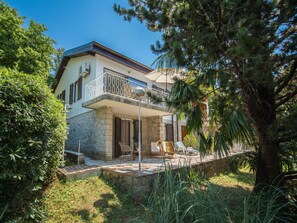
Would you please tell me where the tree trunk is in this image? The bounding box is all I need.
[242,81,282,190]
[254,123,282,190]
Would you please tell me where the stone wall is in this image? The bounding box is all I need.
[147,116,165,143]
[66,107,113,160]
[66,108,167,160]
[101,153,245,202]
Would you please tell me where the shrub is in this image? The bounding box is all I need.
[146,167,297,223]
[0,68,67,222]
[183,133,198,148]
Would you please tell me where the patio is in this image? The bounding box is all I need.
[84,149,246,176]
[58,150,248,201]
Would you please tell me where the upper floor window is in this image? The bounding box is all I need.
[69,77,82,104]
[128,77,147,88]
[152,84,170,93]
[57,90,65,102]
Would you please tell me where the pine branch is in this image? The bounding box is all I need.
[280,170,297,182]
[275,59,297,95]
[270,27,297,51]
[278,132,297,143]
[275,86,297,108]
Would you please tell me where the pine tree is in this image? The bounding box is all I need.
[115,0,297,189]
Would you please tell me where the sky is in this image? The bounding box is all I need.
[5,0,162,67]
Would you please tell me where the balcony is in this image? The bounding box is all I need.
[83,71,171,116]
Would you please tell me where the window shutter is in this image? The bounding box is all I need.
[62,90,66,102]
[69,84,73,104]
[74,81,77,103]
[77,77,82,100]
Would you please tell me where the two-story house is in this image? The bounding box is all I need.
[53,41,187,160]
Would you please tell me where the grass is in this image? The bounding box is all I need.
[44,177,142,223]
[44,168,296,223]
[146,167,297,223]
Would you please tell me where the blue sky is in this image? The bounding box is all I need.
[6,0,161,67]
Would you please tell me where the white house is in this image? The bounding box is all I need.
[53,41,187,160]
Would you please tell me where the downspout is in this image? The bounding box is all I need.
[171,115,174,142]
[176,114,179,142]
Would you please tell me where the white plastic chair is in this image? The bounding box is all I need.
[175,141,199,155]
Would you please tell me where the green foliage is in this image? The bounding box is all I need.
[146,168,297,223]
[115,0,297,187]
[278,102,297,171]
[183,133,198,149]
[0,68,67,222]
[51,47,64,75]
[0,1,55,78]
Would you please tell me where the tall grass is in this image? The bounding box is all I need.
[145,167,297,223]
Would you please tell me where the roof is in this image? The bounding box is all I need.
[52,41,153,91]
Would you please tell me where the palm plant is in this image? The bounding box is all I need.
[148,56,255,159]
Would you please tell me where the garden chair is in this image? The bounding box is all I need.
[155,141,175,160]
[151,142,163,156]
[118,142,134,161]
[134,142,149,159]
[175,141,199,156]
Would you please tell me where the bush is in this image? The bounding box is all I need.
[0,68,67,222]
[183,133,198,148]
[146,167,297,223]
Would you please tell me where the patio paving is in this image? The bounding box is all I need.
[58,150,248,201]
[84,150,246,176]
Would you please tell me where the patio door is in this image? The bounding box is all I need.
[114,118,142,158]
[114,117,132,158]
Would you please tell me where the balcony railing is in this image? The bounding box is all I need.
[85,72,168,109]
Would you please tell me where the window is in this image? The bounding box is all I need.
[57,90,65,102]
[69,77,82,104]
[152,84,169,93]
[152,84,164,92]
[128,77,147,88]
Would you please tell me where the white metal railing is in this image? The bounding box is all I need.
[85,71,168,108]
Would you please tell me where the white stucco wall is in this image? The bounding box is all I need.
[55,53,173,119]
[54,55,96,118]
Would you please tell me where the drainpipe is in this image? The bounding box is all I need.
[176,114,179,142]
[171,115,174,142]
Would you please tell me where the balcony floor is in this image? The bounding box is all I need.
[82,93,172,117]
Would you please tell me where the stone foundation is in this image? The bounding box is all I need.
[101,153,246,202]
[66,108,166,160]
[66,107,113,160]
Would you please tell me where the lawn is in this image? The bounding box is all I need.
[44,168,255,223]
[44,177,143,223]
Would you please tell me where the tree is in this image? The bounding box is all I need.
[0,68,67,222]
[0,2,67,221]
[51,47,65,75]
[0,0,55,78]
[115,0,297,189]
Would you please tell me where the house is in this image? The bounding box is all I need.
[53,41,188,160]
